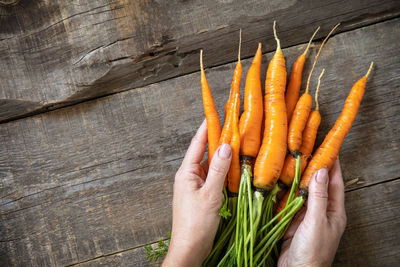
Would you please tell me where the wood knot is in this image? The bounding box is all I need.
[0,0,20,6]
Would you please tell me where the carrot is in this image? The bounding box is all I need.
[286,27,320,123]
[228,93,241,193]
[219,96,235,145]
[253,69,327,266]
[200,50,221,165]
[253,21,287,190]
[225,29,242,117]
[287,24,339,154]
[299,70,324,157]
[300,62,373,191]
[279,69,325,186]
[239,43,263,158]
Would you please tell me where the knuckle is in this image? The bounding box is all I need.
[202,190,222,207]
[311,190,329,200]
[209,164,227,176]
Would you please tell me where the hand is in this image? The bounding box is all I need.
[163,119,232,267]
[278,159,347,267]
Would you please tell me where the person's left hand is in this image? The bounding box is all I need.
[163,119,232,267]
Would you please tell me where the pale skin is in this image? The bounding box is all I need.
[163,119,347,267]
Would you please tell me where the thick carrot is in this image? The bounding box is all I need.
[228,93,241,193]
[225,29,242,117]
[286,27,320,123]
[200,50,221,165]
[253,21,287,190]
[239,43,263,158]
[279,69,325,186]
[288,24,339,154]
[300,62,373,191]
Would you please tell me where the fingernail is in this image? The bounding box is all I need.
[218,143,232,159]
[316,169,328,184]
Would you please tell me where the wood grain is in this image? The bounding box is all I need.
[333,179,400,267]
[0,18,399,266]
[70,179,400,266]
[1,0,400,121]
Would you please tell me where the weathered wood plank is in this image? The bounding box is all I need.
[334,179,400,266]
[0,19,399,266]
[71,179,400,266]
[1,0,400,121]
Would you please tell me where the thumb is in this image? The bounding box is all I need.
[305,168,329,221]
[203,144,232,195]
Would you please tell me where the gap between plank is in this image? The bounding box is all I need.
[1,15,400,125]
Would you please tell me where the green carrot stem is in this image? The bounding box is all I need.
[203,198,237,266]
[287,156,301,204]
[257,198,303,266]
[254,197,304,252]
[217,243,235,267]
[219,186,231,219]
[246,172,255,267]
[256,198,298,234]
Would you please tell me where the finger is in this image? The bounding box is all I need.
[305,168,329,222]
[203,144,232,195]
[327,159,345,214]
[182,119,207,167]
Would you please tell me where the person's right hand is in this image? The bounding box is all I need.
[278,159,347,267]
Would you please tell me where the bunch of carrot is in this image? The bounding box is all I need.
[200,21,373,267]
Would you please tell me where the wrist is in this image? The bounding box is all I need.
[162,239,203,267]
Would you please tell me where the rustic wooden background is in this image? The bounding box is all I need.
[1,0,399,266]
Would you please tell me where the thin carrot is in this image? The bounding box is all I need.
[253,21,287,190]
[228,93,241,193]
[300,69,324,157]
[225,29,242,117]
[288,24,339,154]
[300,62,373,191]
[279,69,325,186]
[200,50,221,165]
[239,43,263,158]
[286,27,320,123]
[219,96,235,145]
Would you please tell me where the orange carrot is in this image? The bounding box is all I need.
[279,69,325,186]
[239,43,263,158]
[200,50,222,165]
[300,62,373,191]
[228,93,241,193]
[225,29,242,117]
[288,24,339,154]
[253,22,287,190]
[286,27,320,123]
[219,96,236,145]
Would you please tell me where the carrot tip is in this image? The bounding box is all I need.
[315,69,325,111]
[303,26,320,55]
[238,29,242,62]
[273,20,281,50]
[365,62,374,78]
[200,50,204,71]
[305,23,339,94]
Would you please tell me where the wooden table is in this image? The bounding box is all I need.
[0,1,399,266]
